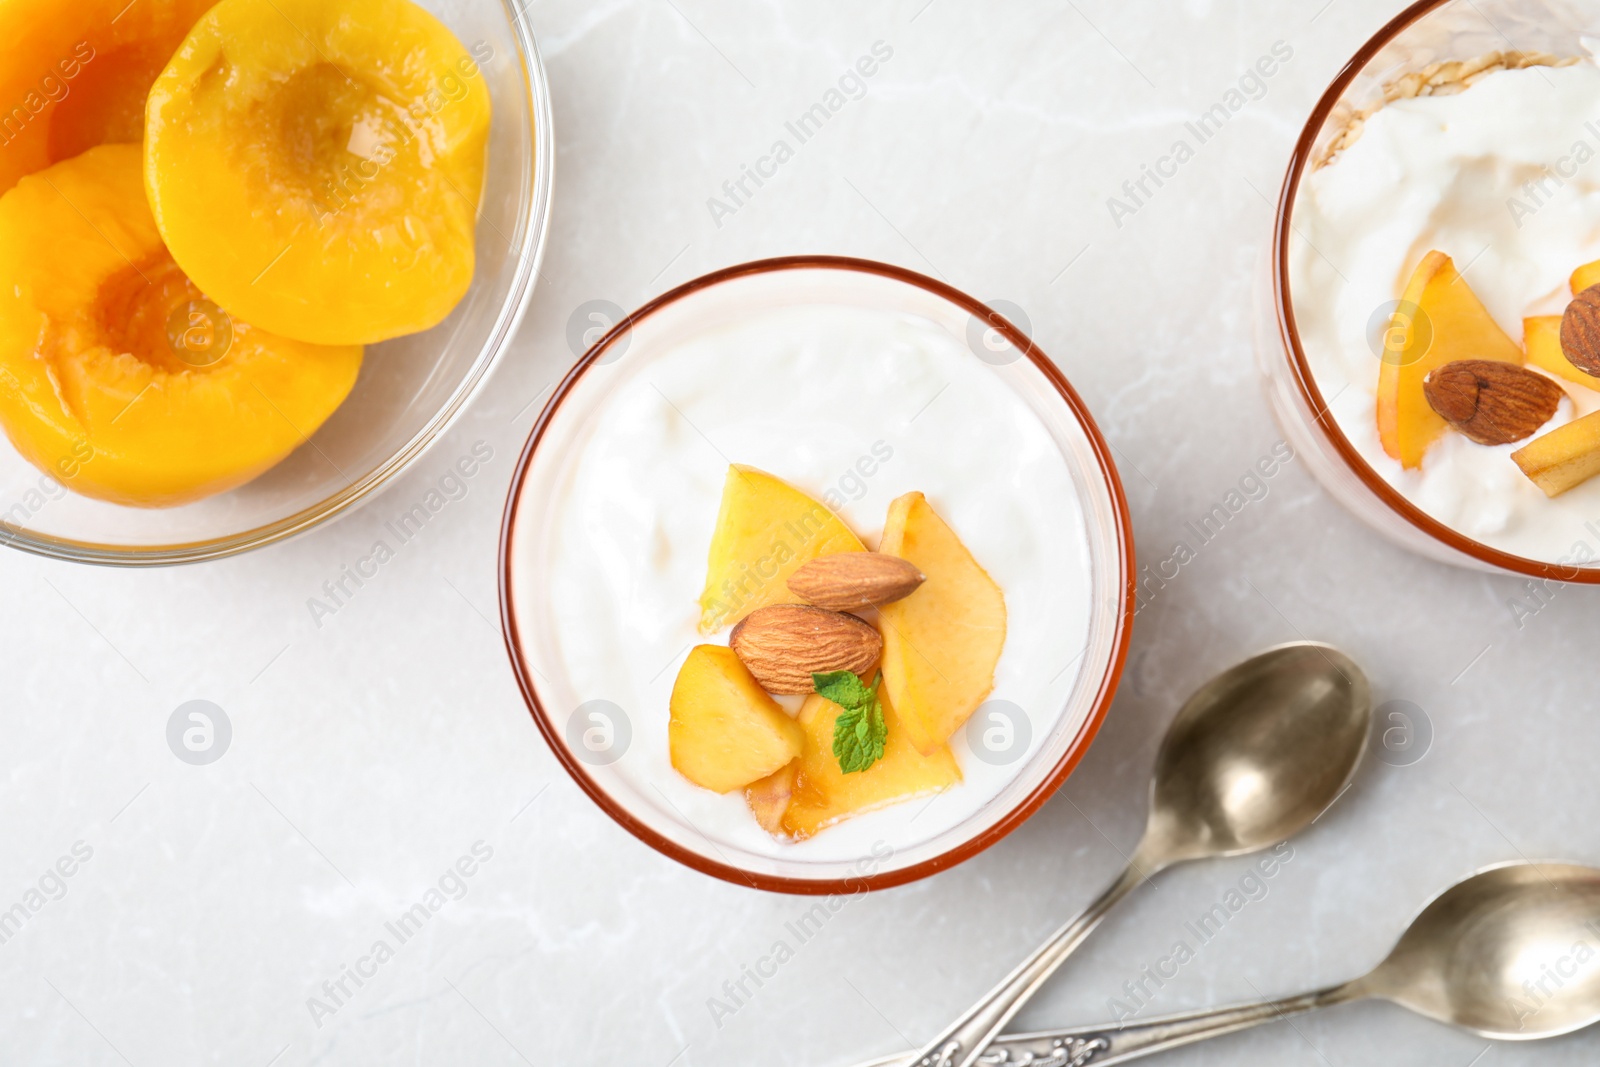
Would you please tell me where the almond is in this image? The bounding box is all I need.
[728,605,881,695]
[787,553,926,612]
[1562,285,1600,377]
[1422,360,1563,447]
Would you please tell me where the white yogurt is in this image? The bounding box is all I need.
[1292,62,1600,564]
[533,304,1093,862]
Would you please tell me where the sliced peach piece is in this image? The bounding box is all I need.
[1512,411,1600,497]
[144,0,493,346]
[1572,260,1600,297]
[0,145,363,507]
[0,0,216,195]
[668,645,803,794]
[877,492,1006,756]
[745,761,797,834]
[1377,251,1523,469]
[1524,315,1600,391]
[780,689,962,840]
[698,465,865,632]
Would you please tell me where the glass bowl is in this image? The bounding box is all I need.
[498,257,1135,894]
[0,0,554,565]
[1259,0,1600,581]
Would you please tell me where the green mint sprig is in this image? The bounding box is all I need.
[817,670,887,774]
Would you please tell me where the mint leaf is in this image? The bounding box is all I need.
[823,671,887,774]
[813,670,872,710]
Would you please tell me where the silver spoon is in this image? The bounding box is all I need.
[855,862,1600,1066]
[898,642,1372,1067]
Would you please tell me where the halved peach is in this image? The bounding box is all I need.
[144,0,493,346]
[0,145,363,507]
[0,0,215,194]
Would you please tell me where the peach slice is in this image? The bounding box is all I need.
[0,144,363,507]
[144,0,493,346]
[780,689,962,840]
[668,645,804,794]
[1512,411,1600,497]
[1377,251,1523,469]
[698,465,865,632]
[745,761,797,834]
[1572,260,1600,297]
[1524,315,1600,391]
[877,492,1006,756]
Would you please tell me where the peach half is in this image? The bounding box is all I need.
[0,145,363,507]
[144,0,493,346]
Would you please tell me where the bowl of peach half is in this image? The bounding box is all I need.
[0,0,553,564]
[499,257,1135,894]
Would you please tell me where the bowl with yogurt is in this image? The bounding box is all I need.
[499,257,1134,893]
[1263,0,1600,580]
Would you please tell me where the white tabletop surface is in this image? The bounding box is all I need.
[5,1,1598,1064]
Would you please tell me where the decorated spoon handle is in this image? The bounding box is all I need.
[897,859,1150,1067]
[855,984,1361,1067]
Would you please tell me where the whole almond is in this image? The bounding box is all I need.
[1563,285,1600,377]
[787,553,926,612]
[1423,360,1563,447]
[729,605,881,694]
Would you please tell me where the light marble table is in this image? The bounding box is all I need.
[4,1,1596,1064]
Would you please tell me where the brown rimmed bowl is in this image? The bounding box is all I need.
[1261,0,1600,582]
[498,256,1135,895]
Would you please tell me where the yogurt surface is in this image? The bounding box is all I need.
[525,302,1094,863]
[1292,62,1600,564]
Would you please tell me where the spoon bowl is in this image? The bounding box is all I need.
[1366,862,1600,1040]
[1142,643,1371,865]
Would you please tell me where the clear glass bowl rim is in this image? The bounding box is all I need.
[0,0,556,568]
[496,255,1138,895]
[1273,0,1600,582]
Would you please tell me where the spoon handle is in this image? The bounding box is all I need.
[856,984,1361,1067]
[900,859,1151,1067]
